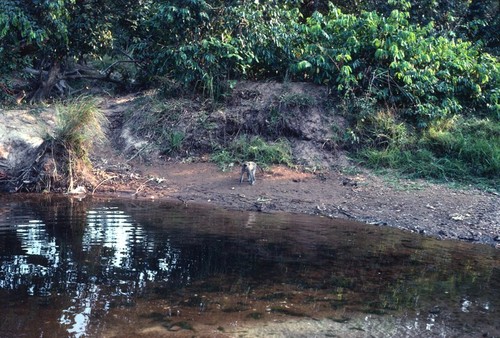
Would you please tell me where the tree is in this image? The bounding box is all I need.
[0,0,145,102]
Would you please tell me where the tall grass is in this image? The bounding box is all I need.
[424,117,500,178]
[51,96,107,159]
[163,130,185,155]
[49,96,107,191]
[355,116,499,189]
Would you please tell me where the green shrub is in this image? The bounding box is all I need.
[136,0,498,127]
[296,2,499,127]
[163,130,185,155]
[356,110,413,149]
[342,95,414,148]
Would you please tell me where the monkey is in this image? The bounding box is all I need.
[239,161,264,185]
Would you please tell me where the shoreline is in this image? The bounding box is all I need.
[83,161,500,248]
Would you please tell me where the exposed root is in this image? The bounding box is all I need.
[10,140,95,193]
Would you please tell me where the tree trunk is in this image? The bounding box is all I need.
[30,61,61,103]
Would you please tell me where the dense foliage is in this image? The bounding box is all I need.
[1,0,498,185]
[0,0,145,101]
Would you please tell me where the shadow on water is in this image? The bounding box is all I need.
[0,195,498,337]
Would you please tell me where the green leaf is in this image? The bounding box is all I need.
[297,60,312,71]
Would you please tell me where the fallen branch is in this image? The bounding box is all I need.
[336,206,354,218]
[23,62,127,101]
[134,177,155,196]
[103,60,140,75]
[92,175,118,195]
[126,144,150,162]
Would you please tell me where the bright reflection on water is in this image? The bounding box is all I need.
[0,195,498,338]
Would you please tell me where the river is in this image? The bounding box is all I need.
[0,195,498,337]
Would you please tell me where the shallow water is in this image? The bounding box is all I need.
[0,195,498,337]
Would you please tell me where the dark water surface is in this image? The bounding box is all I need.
[0,195,498,337]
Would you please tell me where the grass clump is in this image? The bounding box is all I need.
[30,96,107,192]
[162,130,185,155]
[343,93,499,189]
[343,96,415,149]
[278,92,316,109]
[51,96,107,159]
[212,135,293,171]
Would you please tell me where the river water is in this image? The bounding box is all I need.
[0,195,498,337]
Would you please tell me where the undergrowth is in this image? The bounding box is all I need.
[212,135,293,171]
[354,116,499,190]
[127,94,190,155]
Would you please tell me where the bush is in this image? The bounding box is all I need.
[344,95,414,149]
[163,130,185,155]
[32,96,108,192]
[295,1,499,126]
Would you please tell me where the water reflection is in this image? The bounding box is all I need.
[0,195,498,337]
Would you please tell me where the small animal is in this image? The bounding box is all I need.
[15,90,26,105]
[239,161,263,185]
